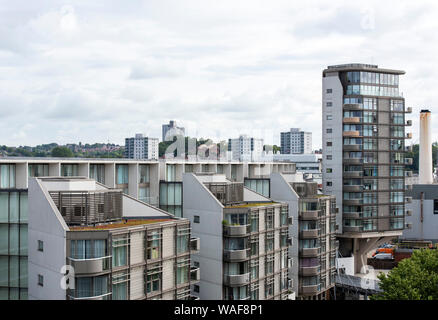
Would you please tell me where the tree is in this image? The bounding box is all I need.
[371,249,438,300]
[51,146,74,158]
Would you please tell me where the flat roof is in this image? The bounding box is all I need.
[68,218,174,231]
[323,63,405,75]
[225,202,277,209]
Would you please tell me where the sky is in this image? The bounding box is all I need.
[0,0,437,149]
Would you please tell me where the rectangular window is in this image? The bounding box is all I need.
[326,168,332,173]
[38,275,44,287]
[326,115,333,120]
[326,155,332,160]
[146,263,162,294]
[194,215,200,223]
[194,285,200,293]
[434,200,438,214]
[38,240,44,252]
[326,142,332,146]
[326,102,332,107]
[326,89,332,93]
[326,181,332,186]
[147,230,161,260]
[326,128,332,133]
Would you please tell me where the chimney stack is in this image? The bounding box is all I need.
[419,109,433,184]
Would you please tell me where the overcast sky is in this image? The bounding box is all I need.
[1,0,437,149]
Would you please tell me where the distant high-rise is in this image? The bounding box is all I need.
[281,128,312,154]
[228,135,264,161]
[162,120,185,142]
[322,63,412,273]
[125,134,159,160]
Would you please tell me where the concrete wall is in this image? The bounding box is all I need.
[28,178,68,300]
[182,173,224,300]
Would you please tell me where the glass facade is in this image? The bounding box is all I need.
[0,165,15,189]
[89,164,105,184]
[159,182,182,217]
[0,191,28,300]
[244,179,270,197]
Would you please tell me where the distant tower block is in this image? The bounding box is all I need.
[419,109,433,184]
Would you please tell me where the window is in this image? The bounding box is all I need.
[38,274,44,287]
[326,181,332,187]
[265,276,274,298]
[326,115,333,120]
[147,230,161,260]
[265,254,274,275]
[194,285,200,293]
[112,237,128,267]
[326,102,332,107]
[326,142,332,147]
[112,272,128,300]
[265,209,274,229]
[326,89,332,93]
[265,232,274,252]
[434,200,438,215]
[326,168,332,173]
[326,155,332,160]
[326,128,332,133]
[146,263,162,294]
[176,227,190,254]
[194,215,200,223]
[176,257,190,285]
[38,240,44,252]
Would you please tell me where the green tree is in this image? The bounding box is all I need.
[371,249,438,300]
[51,146,74,158]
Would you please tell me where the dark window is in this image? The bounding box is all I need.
[98,204,104,214]
[74,206,82,217]
[434,200,438,214]
[326,129,332,133]
[326,168,333,173]
[326,102,332,107]
[194,215,200,223]
[38,275,44,287]
[326,89,332,93]
[61,207,67,216]
[38,240,44,252]
[327,142,332,147]
[326,182,332,186]
[194,285,200,293]
[327,155,332,160]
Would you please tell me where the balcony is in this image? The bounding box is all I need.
[343,131,361,137]
[68,292,112,300]
[300,210,319,220]
[224,248,250,261]
[343,117,361,124]
[300,265,321,276]
[406,133,412,139]
[405,171,413,177]
[223,224,250,237]
[190,237,200,254]
[405,107,412,113]
[190,267,200,283]
[67,256,111,275]
[405,145,412,152]
[343,212,361,219]
[406,209,412,216]
[343,171,363,178]
[404,158,413,165]
[343,158,362,164]
[343,226,362,233]
[223,272,250,286]
[343,199,362,206]
[406,120,412,126]
[343,144,361,151]
[343,185,363,192]
[300,229,320,239]
[343,103,361,110]
[300,247,321,257]
[300,284,321,295]
[405,196,413,204]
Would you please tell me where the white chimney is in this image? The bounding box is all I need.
[419,109,433,184]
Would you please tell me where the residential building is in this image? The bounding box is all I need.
[228,135,264,162]
[162,121,185,142]
[183,173,294,300]
[281,128,312,154]
[0,157,295,300]
[28,176,200,300]
[125,134,159,160]
[322,63,412,273]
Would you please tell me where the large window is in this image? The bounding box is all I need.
[70,239,107,260]
[176,257,190,285]
[176,227,190,254]
[112,236,128,267]
[146,263,162,294]
[244,179,270,197]
[116,164,129,185]
[159,182,182,217]
[265,231,274,252]
[28,164,49,178]
[112,272,128,300]
[89,164,105,184]
[147,230,161,260]
[0,165,15,189]
[265,254,274,275]
[61,164,78,177]
[74,275,109,299]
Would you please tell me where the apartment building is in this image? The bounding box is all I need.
[162,120,185,142]
[125,134,159,160]
[27,176,200,300]
[322,64,413,273]
[281,128,312,154]
[183,173,294,300]
[228,135,264,162]
[244,172,337,299]
[0,157,295,300]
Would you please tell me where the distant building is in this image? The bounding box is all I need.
[125,134,159,160]
[281,128,312,154]
[162,121,185,142]
[228,135,264,161]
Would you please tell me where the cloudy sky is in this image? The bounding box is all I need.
[1,0,437,149]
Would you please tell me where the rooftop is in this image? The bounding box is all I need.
[224,202,276,209]
[68,218,173,231]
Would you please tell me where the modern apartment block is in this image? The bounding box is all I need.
[183,173,294,300]
[162,120,185,142]
[322,64,413,273]
[28,176,200,300]
[0,157,295,300]
[281,128,312,154]
[125,134,159,160]
[228,135,264,162]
